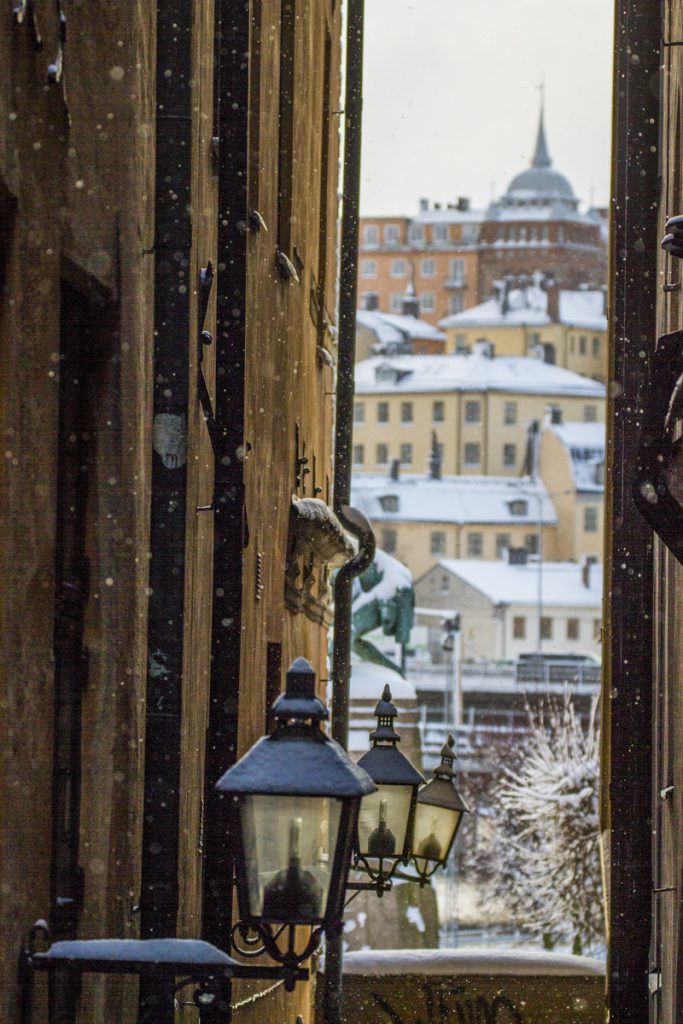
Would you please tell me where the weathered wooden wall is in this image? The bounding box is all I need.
[0,1,155,1019]
[0,1,342,1023]
[651,3,683,1019]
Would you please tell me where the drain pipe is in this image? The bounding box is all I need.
[324,1,372,1021]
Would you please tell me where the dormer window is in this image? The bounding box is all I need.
[379,495,399,513]
[508,500,528,516]
[374,363,413,385]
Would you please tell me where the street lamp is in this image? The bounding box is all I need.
[353,685,425,894]
[216,657,375,944]
[21,657,376,1015]
[410,735,469,886]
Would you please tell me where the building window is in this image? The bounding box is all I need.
[496,533,511,557]
[385,224,400,244]
[360,292,379,310]
[353,401,365,424]
[567,618,579,640]
[440,574,450,594]
[400,443,413,464]
[464,442,480,466]
[594,618,602,640]
[390,292,403,313]
[390,258,405,277]
[592,336,601,357]
[401,401,413,423]
[450,293,464,315]
[379,494,398,511]
[376,443,389,464]
[377,401,390,423]
[364,224,379,245]
[353,444,364,465]
[421,258,436,277]
[361,259,377,278]
[420,292,435,312]
[509,500,528,515]
[504,401,517,425]
[408,223,424,244]
[454,333,468,354]
[584,404,597,423]
[579,335,587,355]
[461,224,478,244]
[465,400,481,423]
[525,533,539,555]
[431,531,446,554]
[540,617,553,640]
[529,332,541,346]
[434,224,449,244]
[382,528,397,553]
[503,444,516,467]
[513,616,526,639]
[433,400,445,422]
[467,532,483,557]
[584,507,599,532]
[450,257,465,283]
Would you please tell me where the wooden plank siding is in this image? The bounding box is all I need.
[0,3,342,1024]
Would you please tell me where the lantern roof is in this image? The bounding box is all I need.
[216,729,376,798]
[357,742,425,787]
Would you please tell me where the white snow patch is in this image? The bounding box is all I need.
[338,948,605,977]
[405,906,426,933]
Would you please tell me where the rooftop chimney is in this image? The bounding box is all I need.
[508,547,529,565]
[581,556,596,588]
[389,458,401,481]
[428,430,443,480]
[457,196,470,211]
[419,198,429,212]
[545,278,560,322]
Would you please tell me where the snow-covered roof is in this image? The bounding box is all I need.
[355,353,606,397]
[338,948,605,976]
[350,660,416,702]
[410,207,484,225]
[351,474,557,526]
[546,421,605,494]
[357,309,445,342]
[439,287,606,332]
[352,548,413,614]
[428,559,603,609]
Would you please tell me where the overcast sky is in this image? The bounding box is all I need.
[360,0,614,216]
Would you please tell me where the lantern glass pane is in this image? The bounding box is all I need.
[357,783,413,859]
[412,803,461,871]
[241,794,342,922]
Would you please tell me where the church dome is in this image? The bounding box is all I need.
[506,165,575,202]
[502,105,577,206]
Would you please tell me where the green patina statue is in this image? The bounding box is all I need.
[351,549,415,677]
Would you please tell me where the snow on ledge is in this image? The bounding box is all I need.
[336,948,605,977]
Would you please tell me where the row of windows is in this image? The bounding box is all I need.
[361,257,467,279]
[363,224,479,246]
[383,529,541,557]
[569,335,602,358]
[360,291,463,315]
[354,398,599,426]
[352,441,519,468]
[496,225,551,244]
[512,616,601,641]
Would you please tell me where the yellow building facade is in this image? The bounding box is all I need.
[538,419,605,562]
[439,284,607,383]
[353,355,605,479]
[351,474,558,579]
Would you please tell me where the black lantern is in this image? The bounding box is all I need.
[411,735,470,885]
[354,685,425,891]
[215,658,375,938]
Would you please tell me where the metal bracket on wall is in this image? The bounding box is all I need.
[197,263,219,455]
[13,0,43,48]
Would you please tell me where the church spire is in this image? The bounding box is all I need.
[532,90,551,169]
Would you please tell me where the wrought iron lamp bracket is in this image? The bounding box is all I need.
[349,852,405,897]
[229,919,322,984]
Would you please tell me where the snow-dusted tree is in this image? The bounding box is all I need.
[493,694,604,955]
